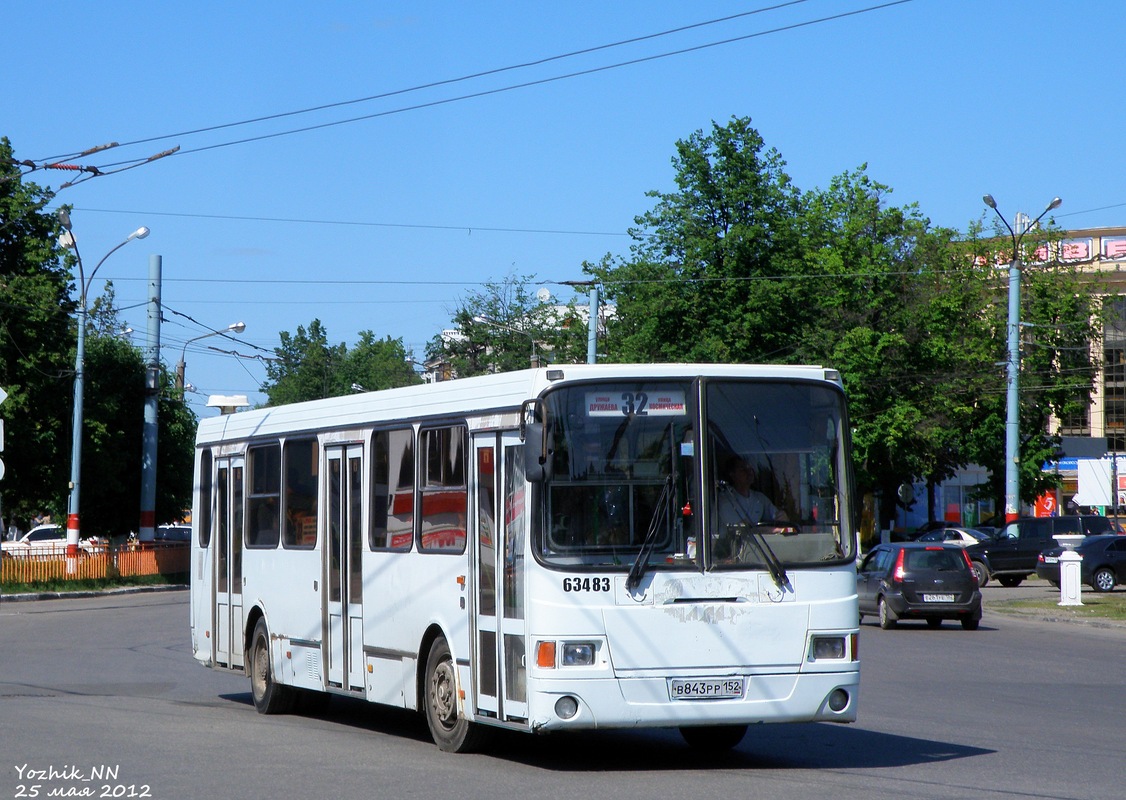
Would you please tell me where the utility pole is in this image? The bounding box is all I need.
[139,255,161,542]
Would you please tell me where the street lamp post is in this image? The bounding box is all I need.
[175,322,247,392]
[983,194,1062,523]
[56,210,149,566]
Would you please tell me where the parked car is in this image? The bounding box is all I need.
[915,526,997,547]
[963,515,1117,588]
[857,543,982,630]
[154,524,191,543]
[1036,534,1126,592]
[0,524,95,557]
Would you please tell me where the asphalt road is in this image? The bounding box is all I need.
[1,587,1121,800]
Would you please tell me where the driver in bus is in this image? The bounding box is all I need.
[716,456,784,528]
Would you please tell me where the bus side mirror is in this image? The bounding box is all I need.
[523,421,553,483]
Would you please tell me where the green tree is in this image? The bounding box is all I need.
[583,118,1104,528]
[343,331,422,393]
[78,293,197,538]
[262,320,421,405]
[427,275,588,377]
[793,170,1001,525]
[587,117,810,364]
[0,137,74,528]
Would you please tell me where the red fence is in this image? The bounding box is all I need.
[1,543,189,586]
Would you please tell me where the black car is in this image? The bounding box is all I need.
[857,543,982,630]
[154,524,191,543]
[1036,534,1126,592]
[963,515,1116,588]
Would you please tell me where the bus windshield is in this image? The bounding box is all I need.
[535,379,853,571]
[705,380,853,568]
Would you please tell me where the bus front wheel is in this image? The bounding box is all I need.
[250,618,295,714]
[423,637,487,753]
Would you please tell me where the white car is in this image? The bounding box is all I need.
[1,524,95,557]
[915,526,997,548]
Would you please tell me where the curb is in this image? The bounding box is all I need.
[0,584,188,603]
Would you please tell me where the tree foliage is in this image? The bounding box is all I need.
[79,294,198,538]
[583,117,1102,527]
[426,275,589,378]
[261,319,420,405]
[0,137,76,527]
[1,139,197,535]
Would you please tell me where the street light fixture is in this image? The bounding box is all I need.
[175,321,247,391]
[56,209,150,564]
[472,315,542,368]
[982,194,1062,523]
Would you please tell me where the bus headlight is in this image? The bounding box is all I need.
[561,642,596,667]
[808,635,846,661]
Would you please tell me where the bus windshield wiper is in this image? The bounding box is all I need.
[725,498,791,593]
[626,477,673,591]
[744,526,792,594]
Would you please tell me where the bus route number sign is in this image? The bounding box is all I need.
[668,677,745,700]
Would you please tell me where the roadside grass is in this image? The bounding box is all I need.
[1,573,188,596]
[988,585,1126,622]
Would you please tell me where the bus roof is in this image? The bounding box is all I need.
[195,363,839,445]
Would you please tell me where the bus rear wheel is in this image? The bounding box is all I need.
[423,637,487,753]
[679,724,748,750]
[250,618,295,714]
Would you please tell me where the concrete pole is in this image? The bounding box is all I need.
[65,298,87,571]
[586,284,599,365]
[139,254,161,542]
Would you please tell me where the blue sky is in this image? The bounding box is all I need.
[6,1,1123,415]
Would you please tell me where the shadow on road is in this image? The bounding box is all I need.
[219,691,991,771]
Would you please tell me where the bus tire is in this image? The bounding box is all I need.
[424,637,486,753]
[250,618,295,714]
[679,724,748,750]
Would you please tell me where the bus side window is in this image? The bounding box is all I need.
[371,428,414,551]
[419,425,467,553]
[198,449,212,548]
[283,439,319,548]
[247,443,281,548]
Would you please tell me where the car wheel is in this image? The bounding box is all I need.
[998,575,1024,588]
[971,560,989,587]
[424,637,488,753]
[679,725,748,750]
[250,618,295,714]
[877,596,897,629]
[1092,567,1116,593]
[961,616,980,630]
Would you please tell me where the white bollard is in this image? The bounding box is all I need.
[1054,534,1085,607]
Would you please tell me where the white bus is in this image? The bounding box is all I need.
[189,363,859,752]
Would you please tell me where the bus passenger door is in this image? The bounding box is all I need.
[325,444,365,691]
[472,433,528,726]
[213,456,245,670]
